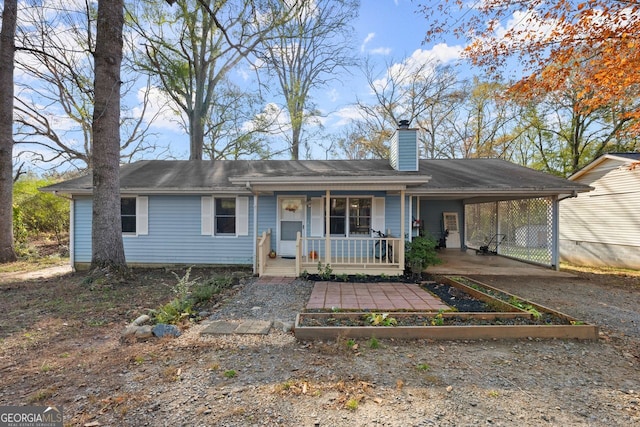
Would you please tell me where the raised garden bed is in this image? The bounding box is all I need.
[294,276,599,341]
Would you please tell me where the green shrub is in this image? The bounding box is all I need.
[13,174,70,244]
[405,235,442,270]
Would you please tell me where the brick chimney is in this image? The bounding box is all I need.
[389,120,418,171]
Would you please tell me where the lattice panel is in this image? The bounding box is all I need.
[464,202,497,249]
[465,198,553,266]
[498,198,553,265]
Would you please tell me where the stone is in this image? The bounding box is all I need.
[121,325,139,338]
[273,320,294,333]
[152,323,181,338]
[135,325,154,339]
[132,314,151,326]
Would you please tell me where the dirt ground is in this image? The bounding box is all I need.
[0,266,638,427]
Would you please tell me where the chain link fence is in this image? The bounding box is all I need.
[465,197,553,266]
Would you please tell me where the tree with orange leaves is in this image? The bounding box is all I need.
[421,0,640,126]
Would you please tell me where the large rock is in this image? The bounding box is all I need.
[152,323,181,338]
[132,314,151,326]
[134,325,154,339]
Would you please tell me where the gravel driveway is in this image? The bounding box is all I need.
[110,272,640,427]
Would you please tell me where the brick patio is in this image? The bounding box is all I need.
[306,282,450,311]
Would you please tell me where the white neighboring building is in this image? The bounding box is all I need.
[560,153,640,269]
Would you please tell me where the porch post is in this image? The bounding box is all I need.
[495,201,500,255]
[325,189,331,264]
[551,195,560,271]
[400,190,405,270]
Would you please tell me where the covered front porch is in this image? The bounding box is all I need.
[257,230,404,277]
[257,243,573,278]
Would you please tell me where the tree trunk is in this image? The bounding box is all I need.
[90,0,126,271]
[189,109,204,160]
[0,0,18,263]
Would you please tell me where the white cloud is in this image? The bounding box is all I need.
[369,47,392,55]
[361,32,375,52]
[373,45,463,91]
[360,32,392,55]
[132,86,184,133]
[330,105,367,127]
[326,88,340,103]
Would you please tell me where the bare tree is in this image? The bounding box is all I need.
[0,0,18,263]
[131,0,300,160]
[202,78,276,159]
[342,57,459,159]
[259,0,359,160]
[441,79,519,159]
[13,1,165,170]
[90,0,126,271]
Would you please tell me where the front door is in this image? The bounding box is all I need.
[443,212,461,248]
[279,197,305,257]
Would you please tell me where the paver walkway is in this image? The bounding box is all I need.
[306,282,450,311]
[201,320,273,335]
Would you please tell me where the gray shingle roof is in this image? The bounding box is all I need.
[41,158,591,199]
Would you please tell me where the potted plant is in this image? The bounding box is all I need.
[309,250,318,260]
[405,235,441,275]
[269,249,277,259]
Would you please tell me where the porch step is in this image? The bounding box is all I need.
[261,266,297,277]
[261,257,297,277]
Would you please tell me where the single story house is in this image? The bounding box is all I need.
[42,123,592,276]
[560,152,640,269]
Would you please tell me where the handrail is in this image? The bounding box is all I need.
[295,231,302,276]
[257,229,271,276]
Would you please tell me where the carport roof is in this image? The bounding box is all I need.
[41,158,591,201]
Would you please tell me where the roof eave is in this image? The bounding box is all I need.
[230,175,429,184]
[43,188,252,196]
[411,187,592,198]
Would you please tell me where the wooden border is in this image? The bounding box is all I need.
[294,277,599,341]
[294,317,599,341]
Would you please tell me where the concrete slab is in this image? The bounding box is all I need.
[201,321,241,335]
[201,320,272,335]
[428,249,576,277]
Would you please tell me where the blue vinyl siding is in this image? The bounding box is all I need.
[397,131,418,171]
[73,195,254,265]
[257,195,277,251]
[391,130,418,171]
[384,195,412,238]
[73,191,418,265]
[419,199,464,242]
[384,196,400,236]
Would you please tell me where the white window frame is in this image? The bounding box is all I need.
[121,196,148,237]
[202,196,249,237]
[311,196,381,238]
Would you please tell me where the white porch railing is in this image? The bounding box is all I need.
[257,229,271,276]
[295,233,403,275]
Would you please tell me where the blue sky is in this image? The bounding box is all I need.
[13,0,474,170]
[133,0,470,162]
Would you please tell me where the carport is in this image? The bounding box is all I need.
[409,159,592,270]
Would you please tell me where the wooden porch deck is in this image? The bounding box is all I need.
[260,257,402,277]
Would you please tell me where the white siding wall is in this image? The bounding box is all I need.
[560,158,640,268]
